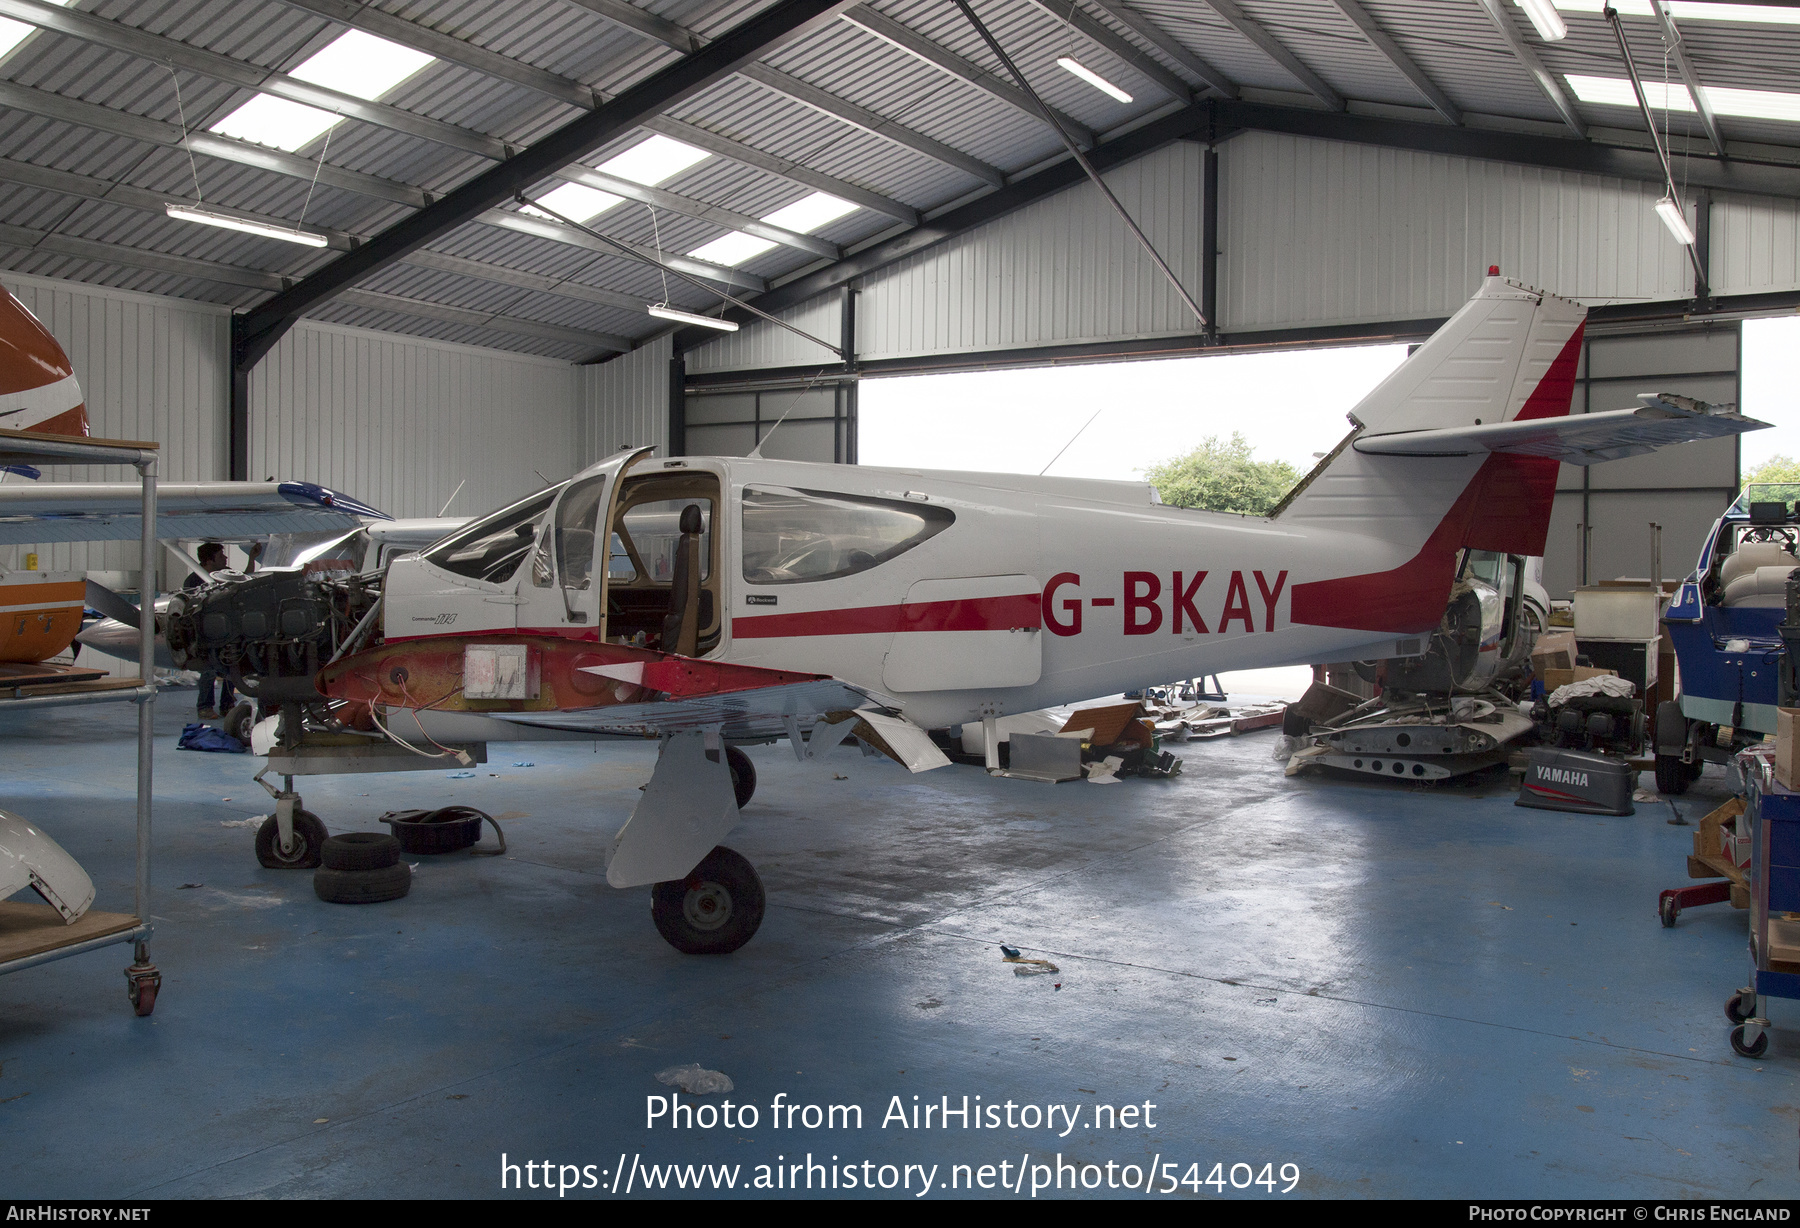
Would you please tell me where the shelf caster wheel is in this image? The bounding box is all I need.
[125,962,161,1017]
[1659,895,1678,928]
[1731,1023,1769,1058]
[1726,989,1757,1024]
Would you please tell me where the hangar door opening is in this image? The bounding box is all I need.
[1544,323,1740,599]
[680,378,856,463]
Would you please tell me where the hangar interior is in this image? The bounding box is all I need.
[1,0,1799,1200]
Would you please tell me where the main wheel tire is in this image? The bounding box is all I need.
[1655,754,1692,795]
[313,862,411,905]
[321,831,401,872]
[725,746,756,809]
[1730,1024,1769,1058]
[256,809,327,869]
[650,846,765,954]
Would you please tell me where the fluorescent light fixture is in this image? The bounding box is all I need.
[165,203,329,247]
[1655,196,1696,246]
[522,182,624,224]
[1565,73,1800,122]
[687,232,778,267]
[1539,1,1800,24]
[1056,56,1133,103]
[647,304,738,331]
[287,29,433,100]
[597,135,711,186]
[0,0,71,64]
[209,30,435,153]
[1517,0,1568,39]
[761,191,858,234]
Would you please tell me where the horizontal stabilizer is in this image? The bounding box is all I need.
[1352,394,1767,465]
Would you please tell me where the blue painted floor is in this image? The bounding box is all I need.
[0,698,1794,1200]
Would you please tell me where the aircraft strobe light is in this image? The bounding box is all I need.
[647,304,739,332]
[1655,196,1697,246]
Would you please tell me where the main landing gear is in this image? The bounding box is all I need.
[651,846,766,954]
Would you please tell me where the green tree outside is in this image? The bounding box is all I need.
[1143,433,1302,517]
[1743,455,1800,505]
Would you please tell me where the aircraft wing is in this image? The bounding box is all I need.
[0,480,387,544]
[1352,394,1766,465]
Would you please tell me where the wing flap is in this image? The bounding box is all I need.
[1352,394,1767,465]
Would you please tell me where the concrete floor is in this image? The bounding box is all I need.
[0,698,1794,1200]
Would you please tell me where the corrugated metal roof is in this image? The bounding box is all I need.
[0,0,1796,361]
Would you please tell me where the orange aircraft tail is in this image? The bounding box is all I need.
[0,288,88,438]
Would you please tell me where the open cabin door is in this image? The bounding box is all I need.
[514,447,652,639]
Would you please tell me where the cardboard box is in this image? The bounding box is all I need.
[1531,629,1579,674]
[1541,666,1618,692]
[1777,707,1800,792]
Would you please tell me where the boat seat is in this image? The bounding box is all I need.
[1722,564,1800,608]
[1718,541,1798,588]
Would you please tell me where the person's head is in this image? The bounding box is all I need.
[198,542,227,572]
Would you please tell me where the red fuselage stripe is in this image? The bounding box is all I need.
[732,592,1042,639]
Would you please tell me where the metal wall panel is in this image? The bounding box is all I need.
[850,140,1206,362]
[249,318,582,523]
[0,268,227,574]
[1221,132,1694,331]
[578,334,670,463]
[683,296,842,373]
[1542,324,1740,598]
[1711,192,1800,297]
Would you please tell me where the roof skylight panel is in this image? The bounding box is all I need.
[0,0,71,67]
[208,30,435,153]
[687,192,857,268]
[1564,74,1800,123]
[523,136,713,225]
[1540,0,1800,23]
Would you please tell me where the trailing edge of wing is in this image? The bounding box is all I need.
[0,480,383,544]
[1352,394,1768,465]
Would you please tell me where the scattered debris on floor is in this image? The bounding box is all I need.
[655,1064,734,1094]
[999,944,1059,975]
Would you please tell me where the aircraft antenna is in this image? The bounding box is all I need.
[747,367,829,459]
[437,479,465,517]
[1037,406,1105,476]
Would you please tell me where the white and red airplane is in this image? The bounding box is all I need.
[163,273,1762,954]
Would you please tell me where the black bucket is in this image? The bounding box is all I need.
[379,807,486,854]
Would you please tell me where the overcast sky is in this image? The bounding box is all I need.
[862,315,1800,482]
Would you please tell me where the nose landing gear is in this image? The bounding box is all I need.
[650,846,765,954]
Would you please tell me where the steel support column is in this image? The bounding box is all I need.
[668,353,688,458]
[1202,144,1220,342]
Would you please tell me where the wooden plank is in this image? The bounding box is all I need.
[0,901,138,964]
[0,427,157,450]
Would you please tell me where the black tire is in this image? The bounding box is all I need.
[1659,896,1678,928]
[1726,991,1756,1024]
[1655,755,1692,795]
[1730,1024,1769,1058]
[725,746,756,809]
[256,809,327,869]
[1281,705,1310,737]
[1687,758,1705,782]
[321,831,401,872]
[650,846,765,954]
[220,700,255,745]
[313,862,411,905]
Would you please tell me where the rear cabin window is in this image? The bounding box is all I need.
[741,486,953,584]
[422,487,557,584]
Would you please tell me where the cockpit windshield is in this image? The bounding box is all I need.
[421,486,562,584]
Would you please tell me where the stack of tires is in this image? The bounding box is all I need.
[314,832,411,904]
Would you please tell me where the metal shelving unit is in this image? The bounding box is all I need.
[0,427,160,1015]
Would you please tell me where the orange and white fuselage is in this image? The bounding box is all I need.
[0,571,86,663]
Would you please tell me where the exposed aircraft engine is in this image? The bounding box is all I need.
[165,570,377,702]
[1376,552,1525,697]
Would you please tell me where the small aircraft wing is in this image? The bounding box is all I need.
[1353,394,1766,465]
[0,480,387,545]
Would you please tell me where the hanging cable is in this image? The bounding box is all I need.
[166,65,204,204]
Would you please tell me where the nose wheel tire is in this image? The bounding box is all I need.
[650,846,765,954]
[725,746,756,809]
[255,809,328,868]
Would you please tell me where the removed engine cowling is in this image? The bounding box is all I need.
[164,569,376,701]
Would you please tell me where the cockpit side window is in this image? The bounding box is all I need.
[422,487,559,584]
[741,487,954,585]
[553,476,607,591]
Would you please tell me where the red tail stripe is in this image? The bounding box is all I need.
[733,592,1041,639]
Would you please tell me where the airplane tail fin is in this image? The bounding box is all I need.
[0,288,89,440]
[1274,272,1585,557]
